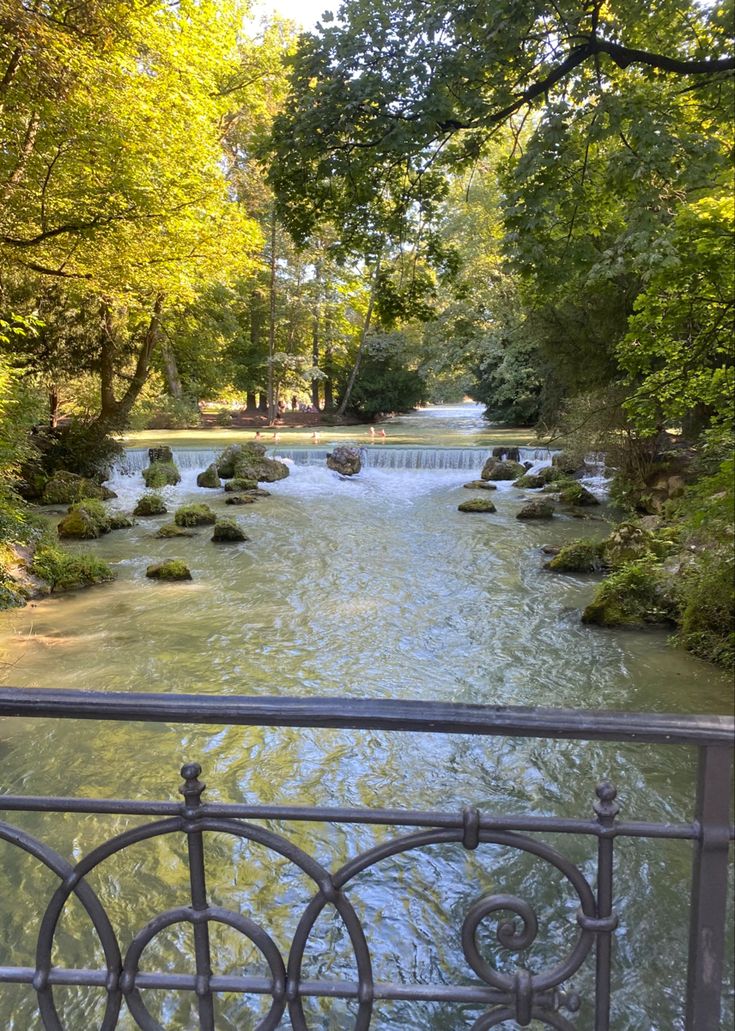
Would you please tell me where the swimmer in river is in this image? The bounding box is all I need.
[311,431,320,444]
[254,431,262,440]
[273,432,280,442]
[378,428,386,437]
[369,426,375,438]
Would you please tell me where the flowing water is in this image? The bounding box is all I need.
[0,406,731,1029]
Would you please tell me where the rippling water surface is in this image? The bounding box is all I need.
[0,407,731,1030]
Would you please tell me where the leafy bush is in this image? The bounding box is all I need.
[215,407,234,426]
[35,420,123,481]
[129,395,201,430]
[31,545,114,592]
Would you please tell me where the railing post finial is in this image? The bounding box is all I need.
[594,781,619,825]
[179,762,206,815]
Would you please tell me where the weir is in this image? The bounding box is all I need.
[118,444,554,475]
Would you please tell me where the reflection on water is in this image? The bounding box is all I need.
[0,424,731,1029]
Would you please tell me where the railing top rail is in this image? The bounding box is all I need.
[0,688,732,746]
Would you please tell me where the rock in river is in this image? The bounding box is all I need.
[327,446,362,476]
[458,498,497,513]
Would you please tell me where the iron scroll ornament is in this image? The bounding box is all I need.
[0,764,603,1029]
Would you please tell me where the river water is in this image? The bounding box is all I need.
[0,406,731,1029]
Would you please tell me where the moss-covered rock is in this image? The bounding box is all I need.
[247,456,289,482]
[196,463,221,488]
[174,503,216,527]
[145,560,192,581]
[552,450,585,477]
[155,522,198,538]
[463,480,497,490]
[558,482,599,506]
[216,443,266,478]
[142,460,181,489]
[31,545,115,592]
[582,558,677,627]
[224,477,258,493]
[133,493,167,517]
[225,495,257,505]
[545,538,607,573]
[108,512,136,529]
[42,472,116,505]
[601,521,675,568]
[326,446,362,476]
[458,498,497,513]
[517,499,555,520]
[514,472,547,489]
[212,518,249,542]
[58,499,112,539]
[484,460,526,481]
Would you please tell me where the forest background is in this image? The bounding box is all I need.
[0,0,732,665]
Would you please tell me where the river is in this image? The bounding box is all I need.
[0,405,731,1029]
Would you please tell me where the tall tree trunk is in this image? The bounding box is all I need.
[246,391,258,411]
[311,261,321,410]
[160,338,183,398]
[48,385,59,428]
[267,208,277,424]
[337,256,381,417]
[96,294,165,430]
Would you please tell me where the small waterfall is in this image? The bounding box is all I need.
[115,443,557,477]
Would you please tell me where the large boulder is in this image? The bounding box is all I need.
[148,446,173,464]
[142,461,181,489]
[483,459,526,481]
[582,559,677,627]
[146,560,192,581]
[514,472,547,489]
[216,443,267,478]
[174,503,216,527]
[639,450,699,514]
[57,500,111,539]
[212,518,249,543]
[224,477,258,492]
[196,463,221,489]
[517,499,555,520]
[552,451,586,477]
[545,538,607,573]
[558,482,599,506]
[458,498,497,513]
[326,446,362,477]
[249,456,289,482]
[601,521,675,568]
[134,493,167,516]
[42,472,116,505]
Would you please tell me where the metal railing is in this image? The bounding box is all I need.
[0,687,732,1030]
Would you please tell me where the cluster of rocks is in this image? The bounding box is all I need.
[543,520,681,627]
[457,447,601,519]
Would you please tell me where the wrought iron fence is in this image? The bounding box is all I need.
[0,687,732,1030]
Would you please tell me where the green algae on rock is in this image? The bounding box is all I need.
[57,499,111,539]
[458,498,497,513]
[224,477,258,493]
[582,558,677,627]
[42,472,117,505]
[174,503,216,527]
[517,499,555,520]
[196,464,221,488]
[142,460,181,489]
[545,538,607,573]
[133,493,167,517]
[462,480,497,490]
[225,495,257,505]
[483,459,526,481]
[145,560,192,581]
[155,523,198,538]
[212,518,248,542]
